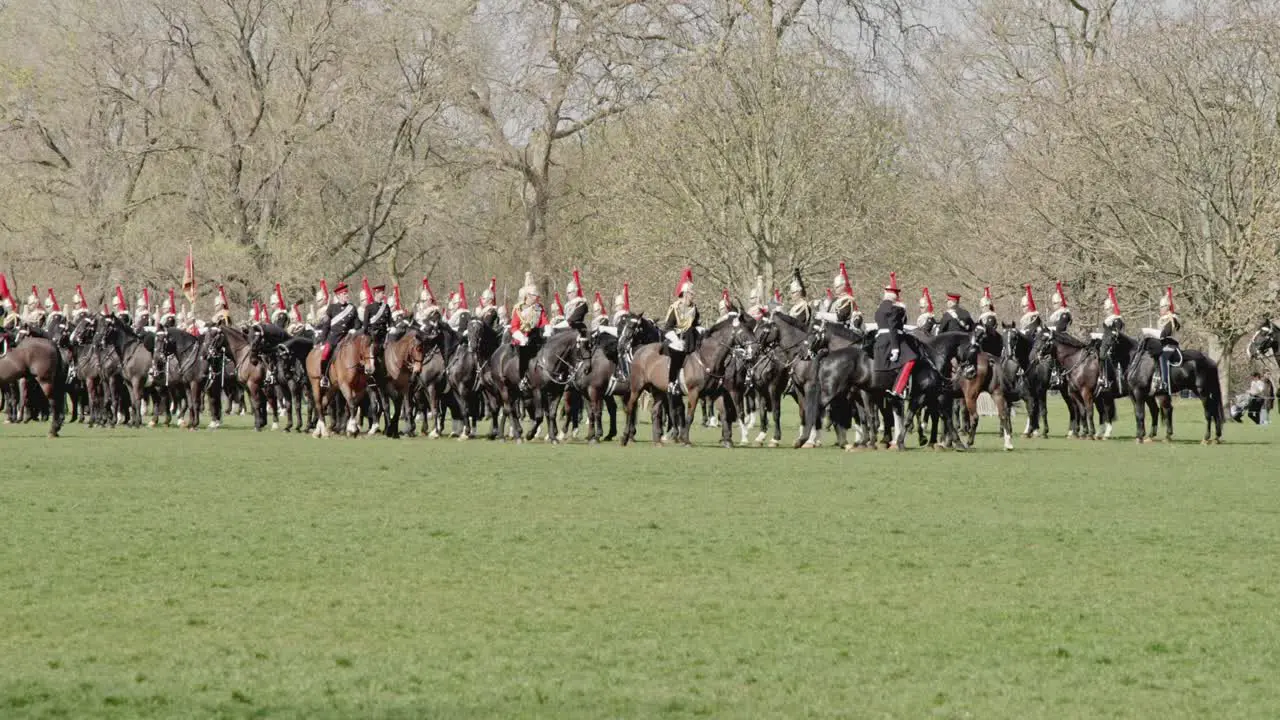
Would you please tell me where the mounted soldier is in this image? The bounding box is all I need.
[1048,281,1071,332]
[662,267,699,396]
[288,303,307,336]
[448,282,469,330]
[590,291,610,332]
[269,284,289,329]
[72,285,90,322]
[364,282,391,345]
[745,276,767,321]
[112,286,131,328]
[787,269,812,326]
[478,277,500,328]
[549,292,566,327]
[211,285,232,327]
[1145,286,1181,393]
[133,288,153,332]
[310,280,330,325]
[916,287,937,334]
[510,271,547,391]
[1098,286,1124,392]
[821,261,858,328]
[25,286,48,331]
[873,272,916,399]
[612,283,631,326]
[1019,284,1042,334]
[938,292,974,335]
[0,275,19,336]
[716,288,737,323]
[316,281,360,388]
[387,286,407,341]
[558,269,588,332]
[415,277,441,326]
[159,289,179,329]
[44,288,66,335]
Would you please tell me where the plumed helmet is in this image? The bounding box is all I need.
[789,268,805,296]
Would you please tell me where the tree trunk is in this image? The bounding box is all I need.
[1207,333,1234,406]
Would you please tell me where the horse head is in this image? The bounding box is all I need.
[1248,321,1277,360]
[1001,325,1031,369]
[202,326,227,361]
[406,328,427,375]
[754,315,780,350]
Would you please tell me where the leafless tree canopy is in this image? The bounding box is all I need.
[2,0,1279,383]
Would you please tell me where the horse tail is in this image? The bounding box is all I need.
[1203,362,1224,423]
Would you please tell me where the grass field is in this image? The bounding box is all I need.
[1,403,1277,718]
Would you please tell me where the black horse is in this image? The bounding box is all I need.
[1108,330,1224,444]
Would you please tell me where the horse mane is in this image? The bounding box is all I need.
[1051,330,1088,349]
[705,315,740,335]
[772,312,807,330]
[825,322,862,341]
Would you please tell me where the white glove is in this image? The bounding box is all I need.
[890,348,899,362]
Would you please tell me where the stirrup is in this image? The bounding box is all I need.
[319,376,330,389]
[519,378,530,392]
[667,381,681,395]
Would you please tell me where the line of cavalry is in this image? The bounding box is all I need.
[3,261,1270,450]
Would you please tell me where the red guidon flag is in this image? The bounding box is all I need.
[182,246,196,304]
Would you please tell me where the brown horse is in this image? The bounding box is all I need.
[381,329,426,438]
[306,333,376,437]
[207,326,271,431]
[0,336,66,437]
[954,351,1015,451]
[620,317,755,447]
[1035,330,1111,440]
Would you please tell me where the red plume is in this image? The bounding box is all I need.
[252,300,261,322]
[74,284,86,308]
[674,268,693,297]
[983,286,992,302]
[826,288,834,301]
[553,292,565,316]
[1107,286,1121,315]
[274,283,286,310]
[361,277,373,304]
[622,283,631,312]
[1055,280,1067,308]
[1024,284,1036,312]
[773,288,782,303]
[47,288,61,312]
[393,284,403,311]
[1165,286,1175,313]
[458,281,468,310]
[721,288,730,307]
[571,269,583,298]
[141,287,150,308]
[421,277,436,304]
[318,279,330,303]
[114,286,127,312]
[922,287,934,313]
[218,284,229,308]
[0,273,12,307]
[167,288,177,315]
[594,291,605,313]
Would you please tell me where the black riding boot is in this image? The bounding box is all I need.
[518,348,532,392]
[667,350,685,395]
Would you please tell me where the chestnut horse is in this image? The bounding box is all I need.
[0,335,66,437]
[306,333,376,437]
[381,329,426,438]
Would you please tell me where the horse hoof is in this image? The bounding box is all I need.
[767,439,779,448]
[1135,437,1144,444]
[932,444,945,451]
[1213,437,1223,445]
[720,440,732,449]
[1021,432,1032,439]
[800,441,815,449]
[272,422,279,431]
[147,420,156,428]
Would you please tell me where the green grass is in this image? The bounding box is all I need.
[0,404,1276,718]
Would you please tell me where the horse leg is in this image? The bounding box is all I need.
[1164,395,1175,443]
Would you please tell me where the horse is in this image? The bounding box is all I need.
[619,315,757,448]
[448,313,502,440]
[305,332,376,437]
[749,312,810,447]
[1109,331,1223,444]
[93,316,154,428]
[524,327,588,443]
[381,328,427,438]
[148,328,208,429]
[1034,329,1117,439]
[203,325,273,431]
[415,321,460,438]
[0,334,65,437]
